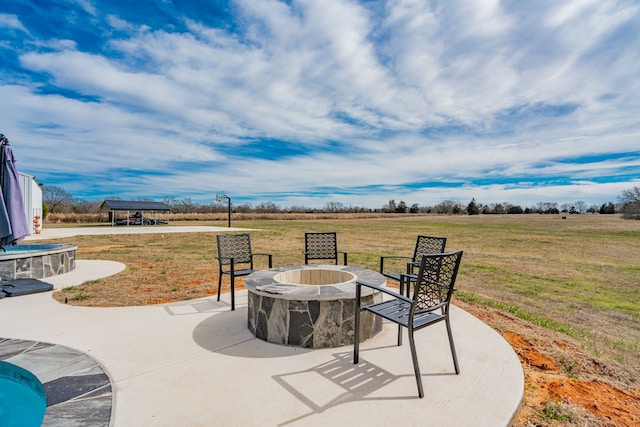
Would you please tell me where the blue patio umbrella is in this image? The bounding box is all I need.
[0,134,30,247]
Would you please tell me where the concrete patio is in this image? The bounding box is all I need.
[1,227,524,426]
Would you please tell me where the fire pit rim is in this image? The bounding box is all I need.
[244,264,385,301]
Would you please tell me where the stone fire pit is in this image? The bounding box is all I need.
[245,265,385,348]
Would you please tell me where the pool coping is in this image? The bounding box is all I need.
[0,244,78,260]
[0,338,113,426]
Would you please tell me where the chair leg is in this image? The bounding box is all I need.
[353,284,362,364]
[445,317,460,374]
[408,327,424,398]
[217,271,223,302]
[398,276,405,346]
[230,272,235,311]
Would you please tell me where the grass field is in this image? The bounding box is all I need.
[49,213,640,425]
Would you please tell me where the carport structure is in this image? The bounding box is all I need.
[100,200,171,226]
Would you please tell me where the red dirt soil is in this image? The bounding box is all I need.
[463,305,640,427]
[504,332,640,426]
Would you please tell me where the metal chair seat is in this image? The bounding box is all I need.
[363,299,446,330]
[227,268,255,277]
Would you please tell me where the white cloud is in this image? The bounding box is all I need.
[73,0,98,17]
[0,14,28,33]
[2,0,639,207]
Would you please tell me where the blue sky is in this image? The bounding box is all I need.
[1,0,639,209]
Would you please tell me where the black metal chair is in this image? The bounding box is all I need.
[304,232,347,265]
[354,250,464,398]
[380,235,446,297]
[216,233,272,311]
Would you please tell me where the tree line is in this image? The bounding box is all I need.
[42,185,640,219]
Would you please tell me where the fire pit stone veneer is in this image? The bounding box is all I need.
[245,265,385,348]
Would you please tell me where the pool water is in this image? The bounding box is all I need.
[0,362,46,427]
[1,243,68,253]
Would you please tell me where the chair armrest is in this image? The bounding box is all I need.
[381,256,412,260]
[356,280,412,304]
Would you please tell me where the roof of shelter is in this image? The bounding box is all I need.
[100,200,171,212]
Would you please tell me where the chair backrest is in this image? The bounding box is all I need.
[305,232,338,261]
[217,234,253,266]
[413,250,463,309]
[412,236,447,262]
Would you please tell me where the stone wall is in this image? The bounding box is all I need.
[248,292,382,348]
[0,248,76,280]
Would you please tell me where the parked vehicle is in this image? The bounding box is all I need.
[114,212,167,225]
[115,217,140,226]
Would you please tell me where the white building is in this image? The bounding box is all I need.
[19,172,43,234]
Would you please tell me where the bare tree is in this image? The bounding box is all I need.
[383,200,397,213]
[73,200,100,214]
[255,202,280,213]
[43,185,75,213]
[620,186,640,219]
[288,205,311,213]
[324,201,345,213]
[435,200,457,214]
[234,203,253,213]
[490,203,505,214]
[177,198,198,213]
[537,202,559,214]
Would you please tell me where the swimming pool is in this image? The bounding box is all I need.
[0,361,46,427]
